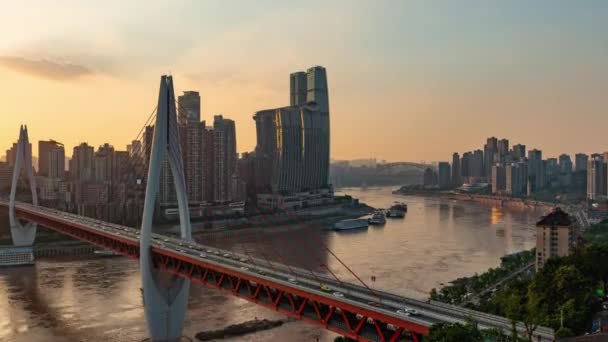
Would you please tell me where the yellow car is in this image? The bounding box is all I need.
[320,284,332,292]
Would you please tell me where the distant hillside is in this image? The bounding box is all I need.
[330,161,430,187]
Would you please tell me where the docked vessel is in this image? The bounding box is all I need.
[387,202,407,218]
[0,246,34,267]
[368,211,386,225]
[94,249,121,257]
[334,218,369,231]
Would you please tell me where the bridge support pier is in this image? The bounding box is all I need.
[8,125,38,247]
[140,75,192,342]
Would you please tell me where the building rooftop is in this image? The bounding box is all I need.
[536,207,572,227]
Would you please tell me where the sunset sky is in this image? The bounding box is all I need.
[1,0,607,162]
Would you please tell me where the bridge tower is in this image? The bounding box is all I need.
[9,125,38,246]
[140,75,192,342]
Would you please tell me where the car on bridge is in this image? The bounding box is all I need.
[320,284,331,292]
[396,307,419,316]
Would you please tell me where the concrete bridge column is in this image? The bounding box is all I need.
[140,75,192,341]
[9,125,38,247]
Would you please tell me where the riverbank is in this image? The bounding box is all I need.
[166,202,375,236]
[195,318,290,341]
[393,189,555,212]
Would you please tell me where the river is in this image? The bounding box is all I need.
[0,187,545,341]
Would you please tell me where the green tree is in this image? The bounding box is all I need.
[428,322,483,342]
[555,327,574,338]
[496,279,542,342]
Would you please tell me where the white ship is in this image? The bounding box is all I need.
[94,249,121,257]
[334,218,369,231]
[0,246,34,266]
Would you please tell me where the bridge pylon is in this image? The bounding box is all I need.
[9,125,38,246]
[140,75,192,342]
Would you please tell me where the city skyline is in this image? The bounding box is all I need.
[1,1,608,161]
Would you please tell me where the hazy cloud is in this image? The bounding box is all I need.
[0,56,93,81]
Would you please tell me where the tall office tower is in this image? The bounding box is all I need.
[461,152,472,180]
[471,149,484,178]
[305,66,330,186]
[486,137,498,152]
[201,124,215,202]
[497,139,509,161]
[127,140,145,179]
[94,143,115,182]
[72,143,95,181]
[558,154,573,174]
[518,161,528,195]
[546,158,559,176]
[290,71,307,106]
[535,208,572,271]
[506,163,522,196]
[5,144,17,167]
[127,140,142,157]
[113,151,129,182]
[252,66,331,196]
[253,102,330,194]
[306,66,329,114]
[438,162,451,189]
[512,144,526,159]
[213,115,237,202]
[587,156,607,200]
[143,125,155,167]
[6,142,32,169]
[491,164,506,194]
[178,91,203,203]
[451,152,461,187]
[38,140,63,177]
[48,145,65,179]
[177,91,201,124]
[527,148,543,186]
[0,162,11,191]
[484,137,497,178]
[575,153,588,172]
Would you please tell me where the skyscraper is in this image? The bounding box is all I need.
[253,66,330,197]
[178,91,203,203]
[38,140,63,177]
[471,149,484,179]
[306,66,329,114]
[491,164,506,194]
[512,144,526,159]
[213,115,237,202]
[290,72,307,106]
[48,145,65,179]
[484,137,498,179]
[201,124,215,202]
[558,154,573,174]
[505,162,527,196]
[451,152,461,187]
[94,143,114,182]
[438,162,451,189]
[575,153,588,172]
[527,149,544,189]
[497,139,509,161]
[71,143,94,181]
[587,156,607,200]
